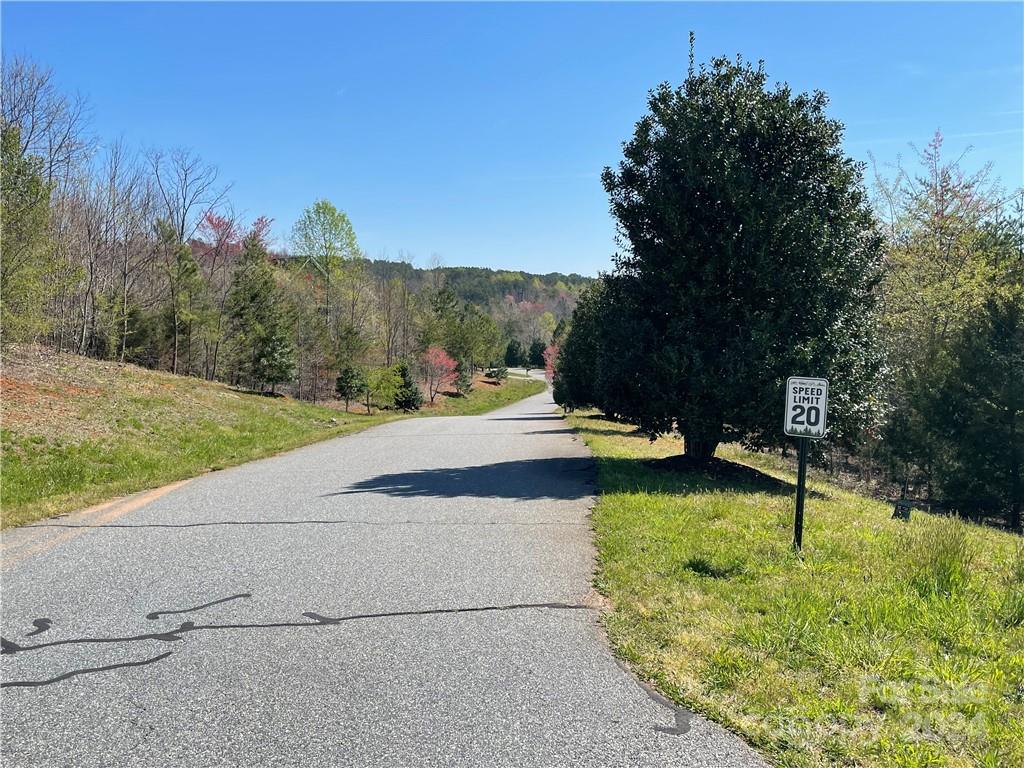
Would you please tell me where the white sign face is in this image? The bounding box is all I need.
[784,377,829,438]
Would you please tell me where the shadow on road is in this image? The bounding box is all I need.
[487,415,564,422]
[0,597,590,689]
[324,457,595,500]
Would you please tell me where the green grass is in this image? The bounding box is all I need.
[0,351,546,528]
[567,410,1024,768]
[432,376,546,416]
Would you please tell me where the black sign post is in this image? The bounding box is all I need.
[794,436,809,550]
[784,376,828,553]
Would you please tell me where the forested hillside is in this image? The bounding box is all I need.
[0,57,588,404]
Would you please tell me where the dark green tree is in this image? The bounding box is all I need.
[158,220,210,375]
[552,281,607,411]
[444,302,501,370]
[527,339,546,370]
[335,365,366,410]
[599,55,883,458]
[394,360,424,411]
[418,287,460,351]
[931,295,1023,531]
[334,320,371,371]
[455,358,473,395]
[504,339,525,367]
[225,233,295,392]
[0,125,56,343]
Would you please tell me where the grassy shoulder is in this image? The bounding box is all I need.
[428,374,545,416]
[567,410,1024,768]
[0,349,545,528]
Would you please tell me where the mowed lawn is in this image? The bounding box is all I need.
[568,411,1024,768]
[0,347,544,528]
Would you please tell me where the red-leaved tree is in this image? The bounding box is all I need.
[421,346,458,404]
[543,344,559,383]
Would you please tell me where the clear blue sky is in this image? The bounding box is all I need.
[3,2,1021,276]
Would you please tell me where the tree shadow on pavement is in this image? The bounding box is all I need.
[487,415,564,422]
[322,457,596,501]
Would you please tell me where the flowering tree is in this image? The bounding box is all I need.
[543,344,559,383]
[421,345,457,403]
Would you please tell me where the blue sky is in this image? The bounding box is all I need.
[3,2,1021,276]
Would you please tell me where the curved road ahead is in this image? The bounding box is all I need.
[1,386,764,767]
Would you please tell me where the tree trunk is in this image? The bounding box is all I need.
[120,247,130,363]
[171,312,179,375]
[684,434,719,461]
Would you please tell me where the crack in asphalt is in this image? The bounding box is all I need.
[27,519,586,530]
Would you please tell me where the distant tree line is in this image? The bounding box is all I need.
[552,55,1023,531]
[0,57,588,411]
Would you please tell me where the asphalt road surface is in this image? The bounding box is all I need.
[1,385,766,768]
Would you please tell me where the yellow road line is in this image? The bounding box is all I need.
[1,479,193,570]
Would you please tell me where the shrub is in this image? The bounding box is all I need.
[485,365,508,382]
[455,358,473,395]
[335,365,366,410]
[393,361,423,411]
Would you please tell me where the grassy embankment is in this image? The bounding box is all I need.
[0,348,544,528]
[568,411,1023,768]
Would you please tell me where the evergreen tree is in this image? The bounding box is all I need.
[931,295,1024,530]
[158,220,209,375]
[225,233,295,391]
[504,339,525,367]
[598,55,883,458]
[527,339,546,369]
[875,137,1015,496]
[455,358,473,395]
[394,360,423,411]
[335,365,367,411]
[552,281,607,411]
[0,125,56,343]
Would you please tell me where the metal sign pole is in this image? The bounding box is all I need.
[784,376,827,553]
[794,436,808,551]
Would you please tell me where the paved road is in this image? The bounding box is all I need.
[1,386,765,767]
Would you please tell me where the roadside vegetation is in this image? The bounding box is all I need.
[571,411,1024,767]
[433,373,545,417]
[552,53,1022,531]
[0,346,544,528]
[1,55,583,417]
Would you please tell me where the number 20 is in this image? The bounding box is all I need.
[791,405,821,427]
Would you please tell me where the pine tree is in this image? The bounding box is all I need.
[225,233,295,391]
[336,365,367,411]
[931,295,1024,530]
[394,360,423,411]
[455,358,473,395]
[0,125,57,343]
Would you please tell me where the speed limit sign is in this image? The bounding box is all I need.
[784,377,828,438]
[784,376,828,552]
